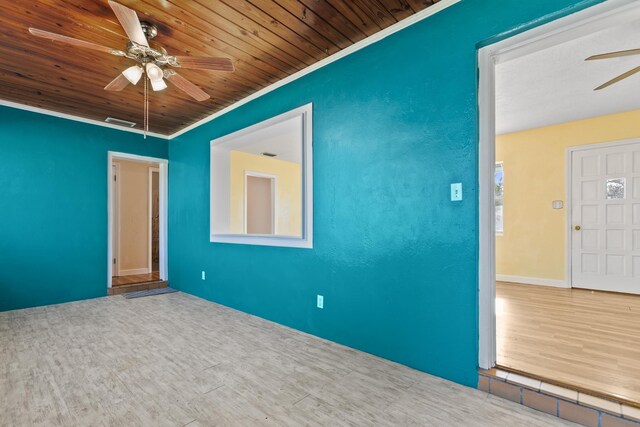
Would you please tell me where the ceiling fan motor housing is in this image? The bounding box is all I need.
[140,22,158,39]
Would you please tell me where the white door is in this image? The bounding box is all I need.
[571,141,640,294]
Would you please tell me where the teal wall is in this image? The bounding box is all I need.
[168,0,600,387]
[0,107,167,311]
[0,0,601,388]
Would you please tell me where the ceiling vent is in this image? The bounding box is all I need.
[105,117,136,128]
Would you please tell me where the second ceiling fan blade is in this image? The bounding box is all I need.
[586,48,640,61]
[173,56,235,71]
[165,71,210,101]
[104,74,131,91]
[28,28,123,55]
[108,1,149,47]
[595,65,640,90]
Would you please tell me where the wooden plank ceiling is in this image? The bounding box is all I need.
[0,0,439,135]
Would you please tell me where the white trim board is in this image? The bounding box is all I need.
[0,99,168,140]
[112,162,121,277]
[1,1,457,140]
[496,275,568,288]
[477,0,640,370]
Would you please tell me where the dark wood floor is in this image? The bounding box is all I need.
[112,272,160,287]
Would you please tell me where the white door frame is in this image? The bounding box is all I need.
[112,163,121,277]
[477,0,640,369]
[107,152,168,289]
[148,167,160,273]
[565,138,640,289]
[244,171,277,235]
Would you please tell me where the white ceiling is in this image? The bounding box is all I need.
[496,17,640,135]
[232,116,302,164]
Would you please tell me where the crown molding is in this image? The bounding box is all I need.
[0,99,169,140]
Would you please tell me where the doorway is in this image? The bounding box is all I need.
[108,152,168,290]
[478,0,640,404]
[245,172,276,235]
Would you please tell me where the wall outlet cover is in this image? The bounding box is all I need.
[451,183,463,201]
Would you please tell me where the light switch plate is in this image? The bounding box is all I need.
[451,183,463,201]
[317,295,324,309]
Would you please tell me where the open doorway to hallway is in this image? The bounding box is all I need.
[480,0,640,408]
[108,152,168,295]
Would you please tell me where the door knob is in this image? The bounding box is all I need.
[574,225,581,231]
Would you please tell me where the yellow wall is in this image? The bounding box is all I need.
[115,159,152,274]
[496,109,640,281]
[229,150,302,237]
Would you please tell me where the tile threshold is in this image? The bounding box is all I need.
[479,367,640,426]
[493,366,640,409]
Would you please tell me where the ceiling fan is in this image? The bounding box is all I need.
[586,47,640,90]
[28,0,235,135]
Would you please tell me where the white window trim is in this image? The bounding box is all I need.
[210,103,313,249]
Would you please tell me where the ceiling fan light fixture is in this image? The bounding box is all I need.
[27,1,234,139]
[150,78,167,91]
[145,63,164,82]
[122,65,143,85]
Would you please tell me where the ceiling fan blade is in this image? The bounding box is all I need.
[173,56,235,72]
[108,1,149,47]
[586,48,640,61]
[595,65,640,90]
[165,71,210,101]
[104,73,131,91]
[28,28,124,55]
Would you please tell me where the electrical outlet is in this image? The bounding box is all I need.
[317,295,324,309]
[201,271,206,280]
[451,183,463,201]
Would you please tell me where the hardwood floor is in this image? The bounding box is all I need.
[112,271,160,286]
[0,292,573,426]
[497,281,640,403]
[107,280,168,296]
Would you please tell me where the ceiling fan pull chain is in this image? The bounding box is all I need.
[144,75,148,139]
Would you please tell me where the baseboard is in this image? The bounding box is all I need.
[117,268,151,276]
[496,274,568,288]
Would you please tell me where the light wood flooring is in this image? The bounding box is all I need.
[0,292,575,426]
[112,271,160,287]
[497,281,640,403]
